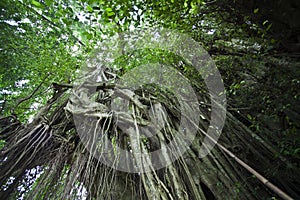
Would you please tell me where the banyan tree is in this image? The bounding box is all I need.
[1,0,299,199]
[1,29,299,199]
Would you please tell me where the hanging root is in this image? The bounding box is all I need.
[0,65,298,200]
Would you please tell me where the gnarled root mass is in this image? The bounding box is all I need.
[0,67,299,200]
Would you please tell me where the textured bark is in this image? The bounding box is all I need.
[0,66,298,200]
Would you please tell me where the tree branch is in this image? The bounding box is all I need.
[11,76,47,115]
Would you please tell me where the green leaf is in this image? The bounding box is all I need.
[266,23,272,31]
[247,114,252,120]
[105,7,113,12]
[253,8,259,14]
[87,33,93,40]
[262,20,268,26]
[0,140,5,150]
[294,148,300,155]
[87,5,93,12]
[45,0,53,6]
[107,12,115,17]
[31,0,43,8]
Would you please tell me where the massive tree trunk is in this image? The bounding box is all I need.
[0,60,298,200]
